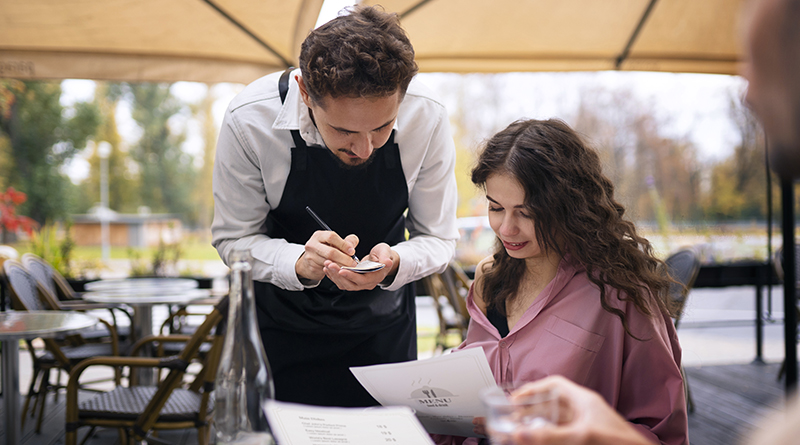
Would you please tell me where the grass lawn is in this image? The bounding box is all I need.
[12,239,221,261]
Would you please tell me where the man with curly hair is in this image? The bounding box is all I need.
[211,5,458,407]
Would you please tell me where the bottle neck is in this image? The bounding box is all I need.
[228,261,257,329]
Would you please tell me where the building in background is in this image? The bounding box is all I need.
[71,206,182,247]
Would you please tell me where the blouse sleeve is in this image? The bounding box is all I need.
[617,307,689,445]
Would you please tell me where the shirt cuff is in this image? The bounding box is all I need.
[273,243,320,290]
[380,244,412,291]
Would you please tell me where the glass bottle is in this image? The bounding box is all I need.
[215,249,275,444]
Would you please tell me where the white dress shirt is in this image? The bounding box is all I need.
[212,69,459,292]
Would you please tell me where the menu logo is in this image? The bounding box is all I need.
[409,379,456,408]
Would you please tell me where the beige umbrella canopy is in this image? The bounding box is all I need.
[2,0,747,84]
[0,0,744,83]
[0,0,324,84]
[363,0,746,76]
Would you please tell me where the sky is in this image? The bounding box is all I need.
[58,0,748,184]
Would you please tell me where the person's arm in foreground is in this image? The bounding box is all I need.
[510,376,653,445]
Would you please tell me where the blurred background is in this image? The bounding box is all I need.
[0,0,777,279]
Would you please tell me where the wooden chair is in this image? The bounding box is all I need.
[65,296,227,445]
[664,248,701,413]
[155,303,216,359]
[21,253,133,341]
[420,262,472,354]
[2,259,122,433]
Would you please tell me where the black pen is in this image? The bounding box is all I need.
[305,206,360,262]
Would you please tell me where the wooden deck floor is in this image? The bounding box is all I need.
[685,361,786,445]
[0,361,790,445]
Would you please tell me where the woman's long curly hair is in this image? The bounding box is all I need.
[471,119,677,336]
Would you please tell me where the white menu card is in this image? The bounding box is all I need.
[350,347,496,437]
[263,400,434,445]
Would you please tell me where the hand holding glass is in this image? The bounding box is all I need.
[480,384,559,445]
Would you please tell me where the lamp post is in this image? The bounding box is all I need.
[97,141,111,262]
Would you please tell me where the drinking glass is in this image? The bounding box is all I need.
[480,383,559,445]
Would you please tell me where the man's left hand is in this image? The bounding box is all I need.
[323,243,400,291]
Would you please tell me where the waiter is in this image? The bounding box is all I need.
[211,5,458,407]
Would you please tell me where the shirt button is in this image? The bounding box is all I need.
[499,341,507,348]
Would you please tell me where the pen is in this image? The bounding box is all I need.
[305,206,360,262]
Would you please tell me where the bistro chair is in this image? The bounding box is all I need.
[420,262,472,354]
[2,259,122,433]
[771,245,800,381]
[21,253,86,302]
[155,302,217,359]
[65,296,227,445]
[664,248,701,413]
[22,253,133,344]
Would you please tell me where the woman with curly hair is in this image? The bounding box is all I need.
[435,119,688,445]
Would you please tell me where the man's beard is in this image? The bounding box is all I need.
[326,147,379,170]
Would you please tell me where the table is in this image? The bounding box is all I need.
[84,277,199,292]
[0,311,99,445]
[82,284,211,385]
[693,261,781,363]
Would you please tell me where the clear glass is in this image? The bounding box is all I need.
[480,384,559,445]
[215,250,275,445]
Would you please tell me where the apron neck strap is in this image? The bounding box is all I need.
[278,67,309,150]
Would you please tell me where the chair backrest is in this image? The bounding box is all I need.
[135,295,228,436]
[772,244,800,282]
[22,253,78,301]
[664,249,701,325]
[3,259,48,311]
[441,262,472,324]
[22,253,59,297]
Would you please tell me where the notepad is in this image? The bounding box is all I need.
[341,260,386,273]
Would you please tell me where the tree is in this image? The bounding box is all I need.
[193,85,217,235]
[80,82,140,214]
[0,80,99,224]
[705,90,774,220]
[127,83,197,221]
[572,86,702,223]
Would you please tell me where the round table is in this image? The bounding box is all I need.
[0,311,99,445]
[84,277,198,292]
[82,285,211,385]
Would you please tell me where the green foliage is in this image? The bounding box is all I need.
[80,83,140,214]
[27,222,101,279]
[128,238,182,277]
[127,83,197,223]
[0,81,100,225]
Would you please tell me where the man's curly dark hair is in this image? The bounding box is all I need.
[298,5,418,106]
[471,119,678,337]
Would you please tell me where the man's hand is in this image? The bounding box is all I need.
[323,242,400,291]
[295,231,360,283]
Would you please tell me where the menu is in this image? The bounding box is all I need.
[350,347,496,437]
[263,401,435,445]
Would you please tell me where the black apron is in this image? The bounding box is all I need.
[253,69,417,407]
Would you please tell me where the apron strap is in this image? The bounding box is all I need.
[278,67,308,150]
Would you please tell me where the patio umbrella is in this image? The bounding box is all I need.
[2,0,745,83]
[0,0,324,84]
[363,0,746,76]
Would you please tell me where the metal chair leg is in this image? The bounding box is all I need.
[35,368,51,432]
[20,365,41,428]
